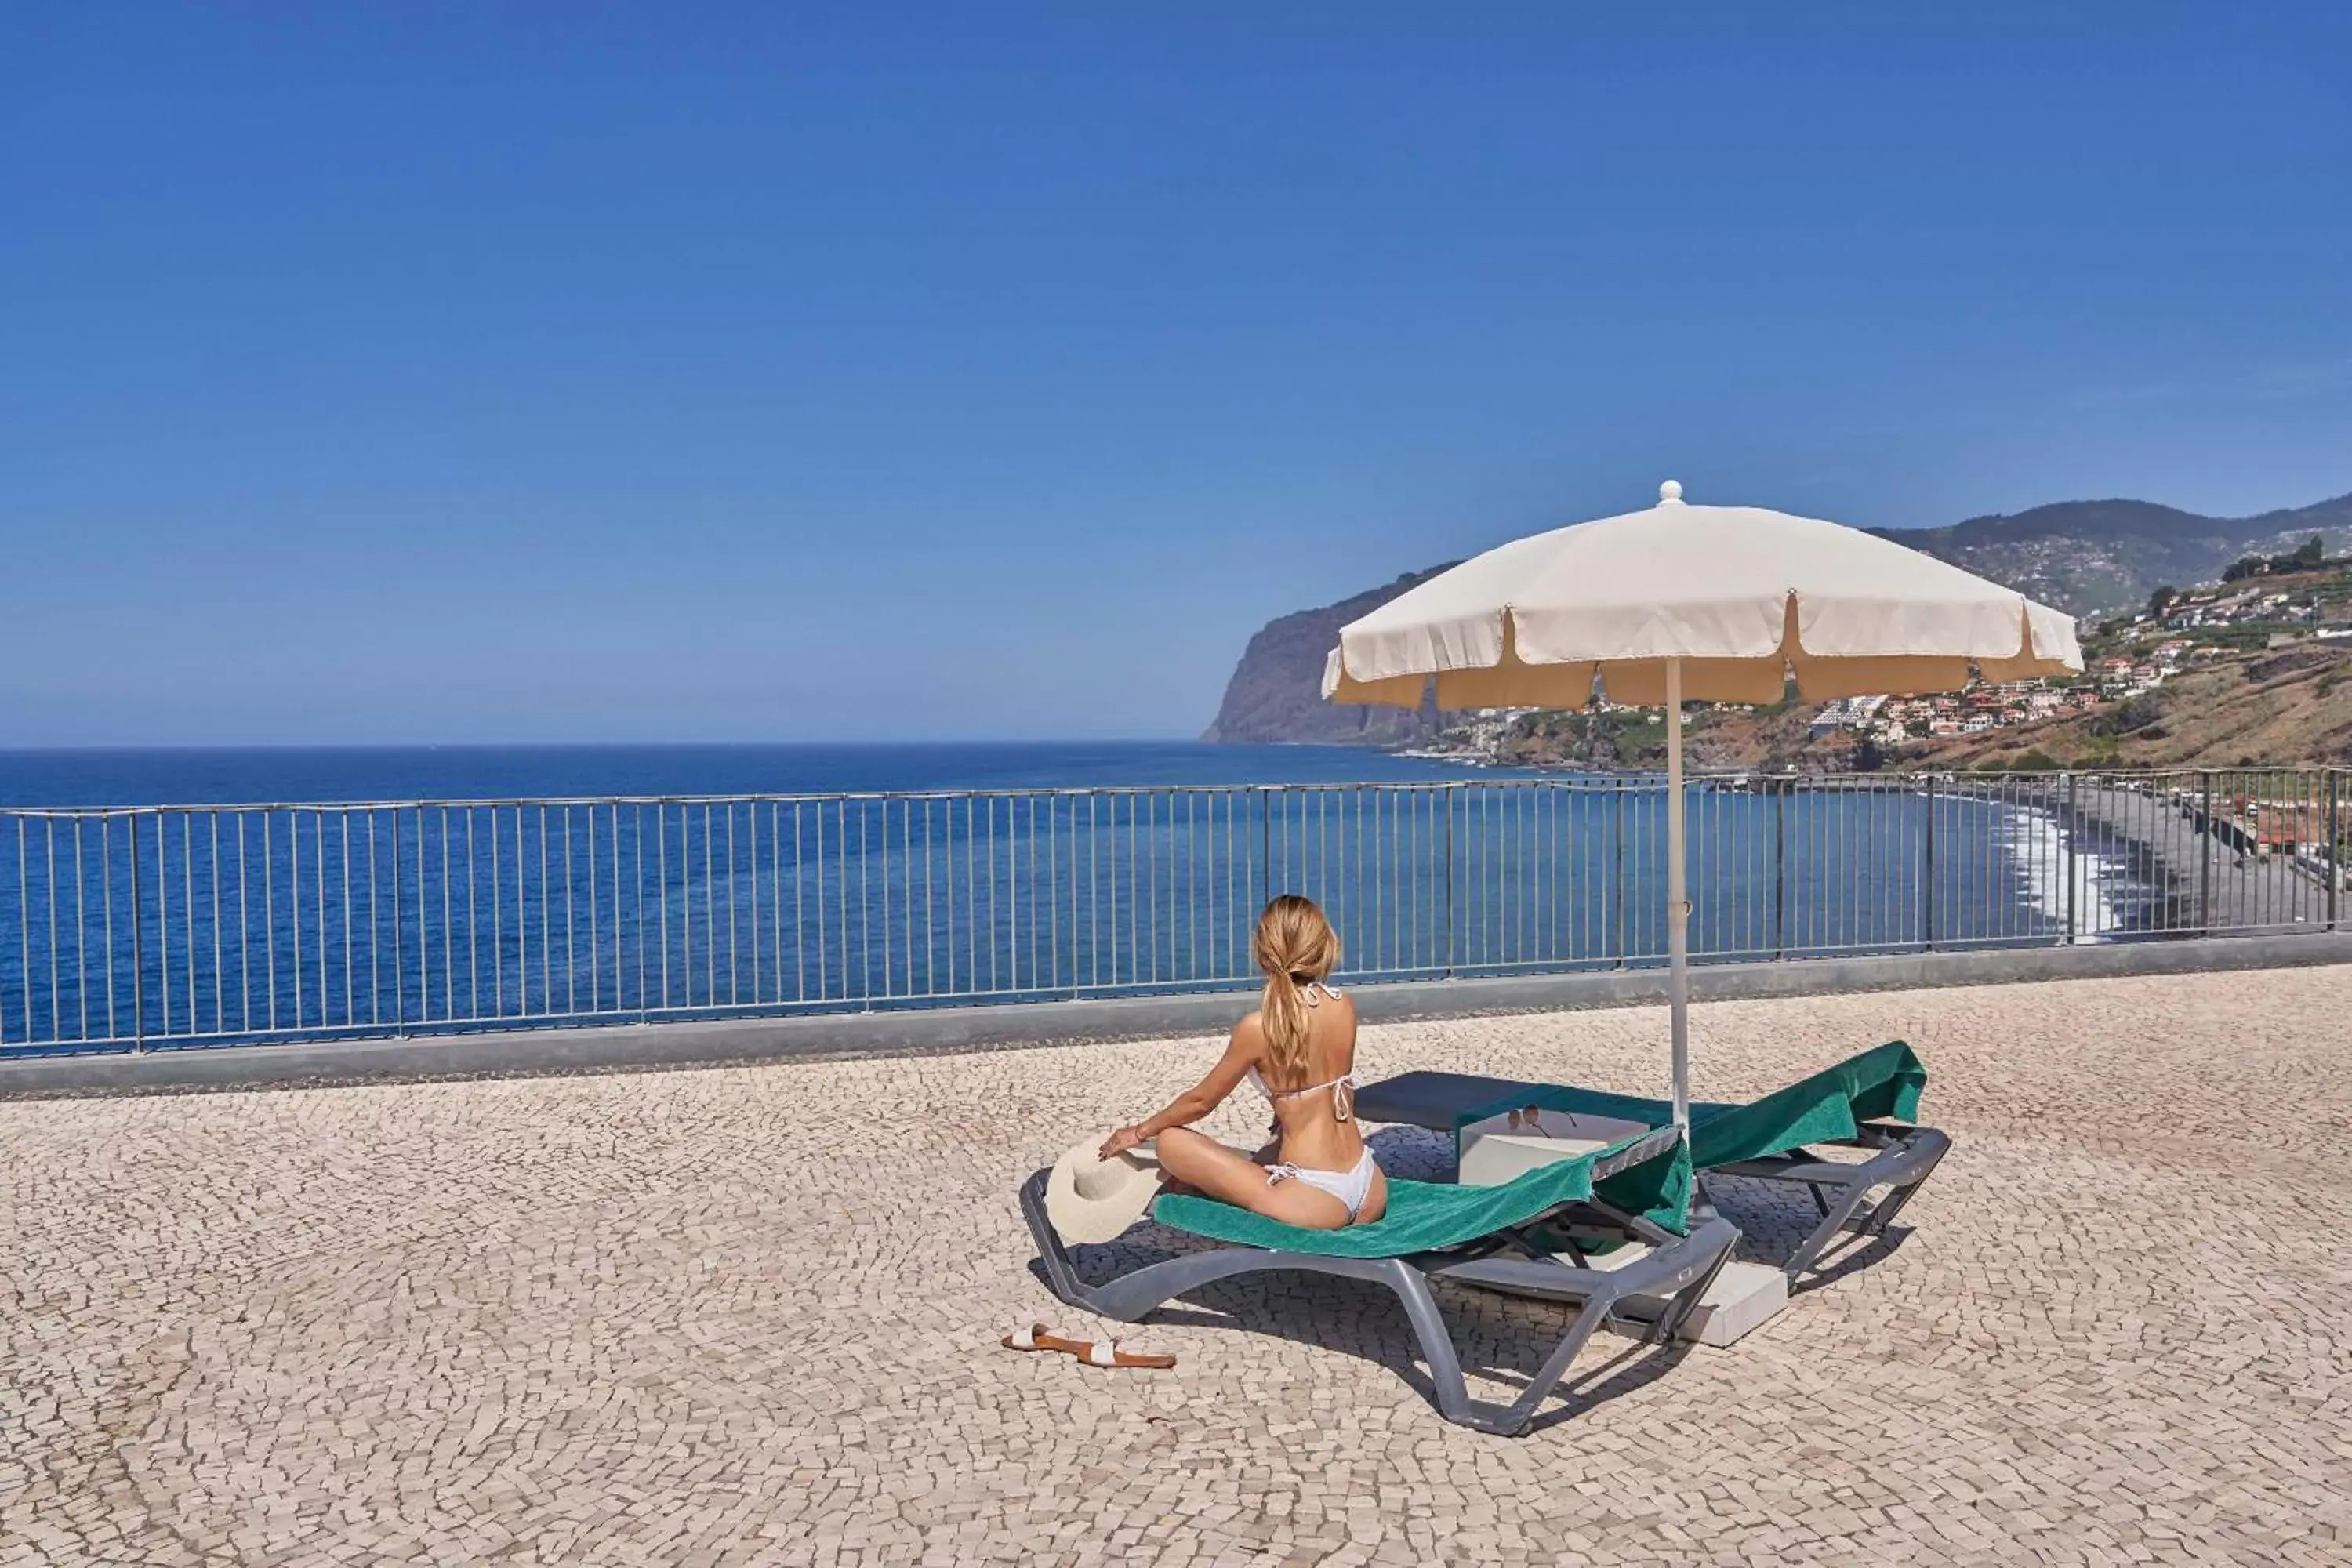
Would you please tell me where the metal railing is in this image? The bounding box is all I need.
[2,768,2341,1054]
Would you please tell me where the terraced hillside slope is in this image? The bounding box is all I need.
[1918,642,2352,771]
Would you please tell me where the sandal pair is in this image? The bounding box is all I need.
[1001,1323,1176,1370]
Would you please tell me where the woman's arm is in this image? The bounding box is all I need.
[1099,1018,1260,1159]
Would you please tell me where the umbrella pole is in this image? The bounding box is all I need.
[1665,657,1690,1132]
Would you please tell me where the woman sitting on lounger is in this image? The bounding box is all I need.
[1098,895,1388,1229]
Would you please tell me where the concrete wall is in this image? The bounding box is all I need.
[6,932,2348,1097]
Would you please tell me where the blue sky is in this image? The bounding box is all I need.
[4,2,2348,746]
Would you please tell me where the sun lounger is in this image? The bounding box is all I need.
[1018,1126,1740,1436]
[1352,1040,1950,1282]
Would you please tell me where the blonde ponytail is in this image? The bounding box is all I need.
[1251,895,1341,1085]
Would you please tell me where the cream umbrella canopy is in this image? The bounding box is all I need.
[1323,481,2082,1131]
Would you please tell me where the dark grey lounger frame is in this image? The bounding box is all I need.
[1350,1070,1951,1284]
[1019,1126,1740,1437]
[1711,1122,1951,1277]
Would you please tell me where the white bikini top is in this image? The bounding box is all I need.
[1247,982,1354,1122]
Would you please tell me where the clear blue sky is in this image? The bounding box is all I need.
[5,3,2347,746]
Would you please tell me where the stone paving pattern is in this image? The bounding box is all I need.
[5,969,2350,1566]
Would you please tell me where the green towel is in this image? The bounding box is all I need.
[1456,1040,1929,1171]
[1151,1130,1691,1258]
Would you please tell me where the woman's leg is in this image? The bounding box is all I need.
[1154,1128,1351,1229]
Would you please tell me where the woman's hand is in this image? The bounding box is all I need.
[1099,1027,1257,1164]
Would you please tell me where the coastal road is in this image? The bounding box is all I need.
[2066,779,2339,935]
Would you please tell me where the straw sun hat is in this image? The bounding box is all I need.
[1043,1137,1165,1244]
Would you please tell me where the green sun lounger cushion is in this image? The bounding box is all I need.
[1457,1040,1929,1172]
[1151,1129,1691,1258]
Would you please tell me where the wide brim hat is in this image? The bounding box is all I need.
[1043,1137,1164,1245]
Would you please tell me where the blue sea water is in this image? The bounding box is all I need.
[0,741,1512,809]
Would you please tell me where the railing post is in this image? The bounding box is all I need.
[1772,777,1787,960]
[2200,771,2215,936]
[392,805,407,1036]
[1258,787,1272,912]
[1613,785,1628,969]
[2328,769,2341,933]
[1921,775,1936,951]
[1430,785,1449,982]
[2063,773,2078,946]
[129,811,145,1053]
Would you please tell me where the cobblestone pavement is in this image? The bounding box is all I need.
[5,969,2350,1566]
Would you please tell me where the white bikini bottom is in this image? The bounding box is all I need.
[1265,1148,1379,1221]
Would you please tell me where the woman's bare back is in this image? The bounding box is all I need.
[1248,989,1365,1176]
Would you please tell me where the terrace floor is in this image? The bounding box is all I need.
[5,968,2350,1566]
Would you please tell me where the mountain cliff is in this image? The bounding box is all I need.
[1200,565,1457,746]
[1203,490,2352,746]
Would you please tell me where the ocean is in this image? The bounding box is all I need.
[0,741,1512,808]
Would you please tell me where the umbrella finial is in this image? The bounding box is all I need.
[1658,479,1684,506]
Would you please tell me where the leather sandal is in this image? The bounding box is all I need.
[1001,1323,1175,1369]
[1072,1338,1175,1370]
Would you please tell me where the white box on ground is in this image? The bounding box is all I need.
[1588,1245,1788,1347]
[1456,1106,1650,1188]
[1456,1105,1789,1347]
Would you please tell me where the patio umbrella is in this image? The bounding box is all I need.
[1322,480,2082,1130]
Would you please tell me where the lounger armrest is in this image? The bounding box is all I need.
[1713,1125,1950,1189]
[1588,1123,1686,1181]
[1432,1216,1739,1305]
